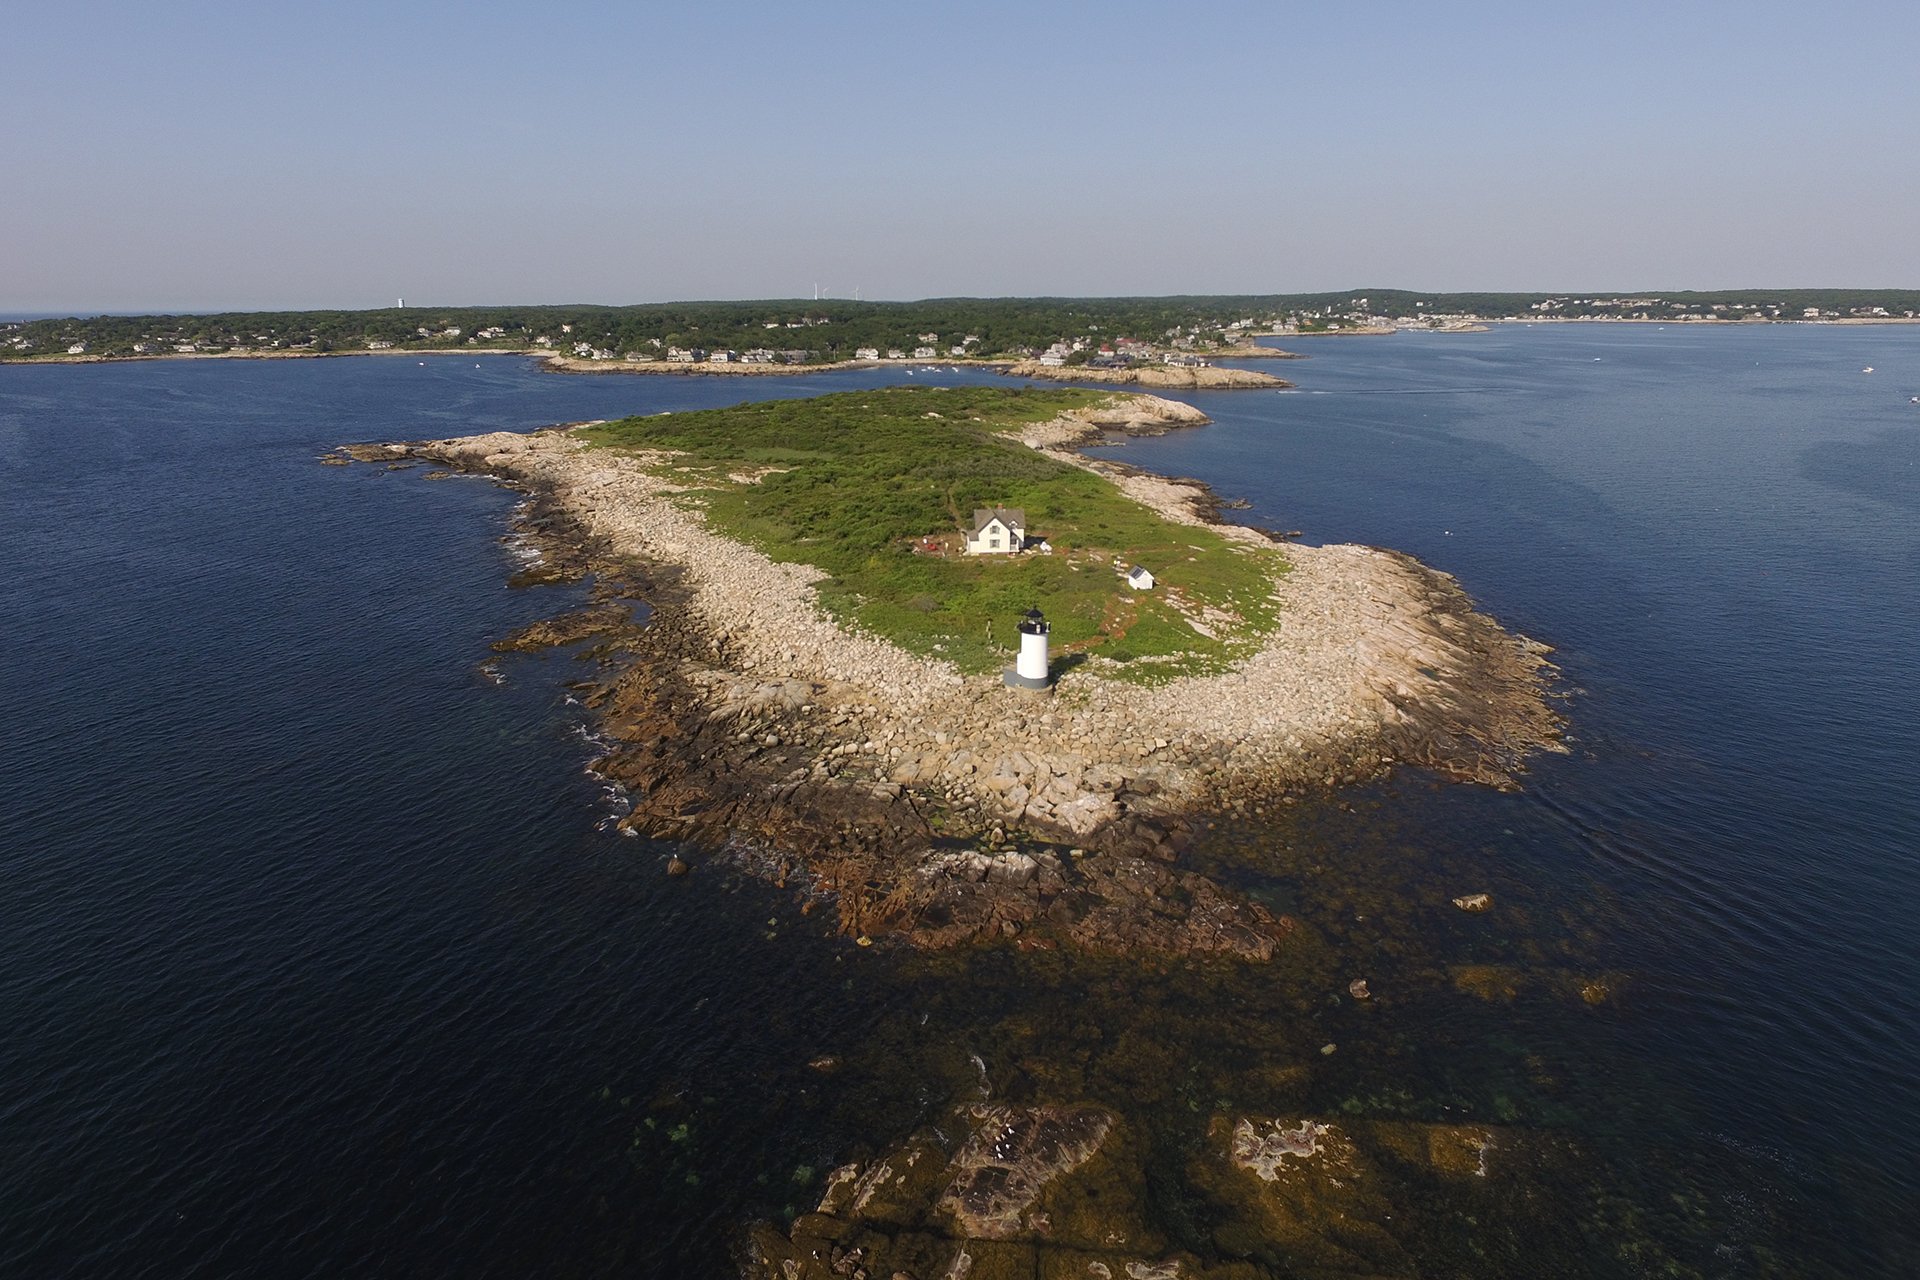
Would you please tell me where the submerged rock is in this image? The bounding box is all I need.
[1198,1115,1416,1277]
[749,1101,1212,1280]
[490,603,631,653]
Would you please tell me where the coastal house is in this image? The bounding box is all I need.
[854,347,880,361]
[964,508,1026,555]
[913,346,937,360]
[1126,565,1155,591]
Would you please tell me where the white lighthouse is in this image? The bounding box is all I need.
[1004,607,1052,691]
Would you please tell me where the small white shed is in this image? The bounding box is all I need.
[1126,565,1155,591]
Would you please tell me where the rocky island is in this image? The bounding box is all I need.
[539,352,1292,390]
[1000,361,1291,390]
[346,387,1559,964]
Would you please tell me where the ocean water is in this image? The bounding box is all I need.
[1,334,1916,1276]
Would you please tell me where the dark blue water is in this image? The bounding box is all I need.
[3,337,1916,1275]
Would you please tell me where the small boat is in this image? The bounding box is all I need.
[1863,366,1875,373]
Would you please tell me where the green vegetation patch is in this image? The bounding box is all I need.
[580,386,1285,682]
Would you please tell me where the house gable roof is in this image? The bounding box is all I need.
[970,507,1026,533]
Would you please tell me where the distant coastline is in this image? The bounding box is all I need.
[10,293,1920,374]
[12,315,1920,372]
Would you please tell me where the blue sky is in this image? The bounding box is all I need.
[5,1,1917,310]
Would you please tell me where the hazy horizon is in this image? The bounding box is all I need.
[7,1,1918,313]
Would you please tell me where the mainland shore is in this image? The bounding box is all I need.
[344,393,1560,961]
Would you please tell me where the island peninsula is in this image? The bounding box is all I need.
[347,386,1559,960]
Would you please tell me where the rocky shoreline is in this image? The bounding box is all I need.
[1002,360,1290,389]
[343,393,1558,960]
[535,353,1014,377]
[540,353,1293,389]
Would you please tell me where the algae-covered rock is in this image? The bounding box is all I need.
[1360,1121,1499,1180]
[747,1102,1211,1280]
[937,1103,1111,1239]
[1192,1115,1416,1278]
[1444,964,1629,1007]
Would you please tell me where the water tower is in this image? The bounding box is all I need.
[1003,607,1052,691]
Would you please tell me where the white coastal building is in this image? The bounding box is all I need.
[1003,607,1052,691]
[965,507,1026,555]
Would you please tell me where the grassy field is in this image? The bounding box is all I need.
[579,386,1285,680]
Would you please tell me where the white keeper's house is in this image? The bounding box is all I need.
[965,507,1027,555]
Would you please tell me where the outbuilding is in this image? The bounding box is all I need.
[1126,565,1155,590]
